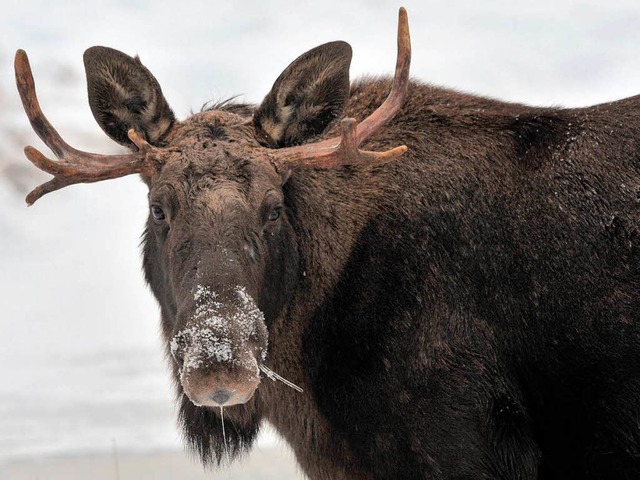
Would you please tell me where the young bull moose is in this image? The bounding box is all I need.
[15,8,640,480]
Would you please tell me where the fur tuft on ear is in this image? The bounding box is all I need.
[254,41,352,148]
[84,46,175,147]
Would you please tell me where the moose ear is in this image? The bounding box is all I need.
[84,46,175,147]
[254,41,352,147]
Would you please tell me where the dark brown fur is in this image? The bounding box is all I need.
[50,36,640,479]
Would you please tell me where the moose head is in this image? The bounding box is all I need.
[15,10,411,412]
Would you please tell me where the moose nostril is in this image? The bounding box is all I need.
[211,389,231,405]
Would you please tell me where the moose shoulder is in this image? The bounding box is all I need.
[16,8,640,480]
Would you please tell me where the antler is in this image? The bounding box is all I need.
[15,49,161,206]
[265,7,412,172]
[17,8,411,204]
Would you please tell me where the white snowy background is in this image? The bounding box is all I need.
[1,0,639,465]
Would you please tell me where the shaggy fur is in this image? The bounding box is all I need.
[79,40,640,480]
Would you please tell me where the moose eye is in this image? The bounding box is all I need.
[150,205,166,222]
[268,207,281,222]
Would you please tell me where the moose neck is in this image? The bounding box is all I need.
[286,167,384,306]
[258,163,387,455]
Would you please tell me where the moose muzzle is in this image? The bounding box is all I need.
[170,284,268,407]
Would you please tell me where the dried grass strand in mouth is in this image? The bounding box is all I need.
[259,364,303,393]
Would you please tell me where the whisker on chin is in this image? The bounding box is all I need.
[220,406,230,461]
[259,364,304,393]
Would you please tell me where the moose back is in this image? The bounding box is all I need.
[15,8,640,480]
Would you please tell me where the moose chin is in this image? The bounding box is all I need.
[16,7,640,480]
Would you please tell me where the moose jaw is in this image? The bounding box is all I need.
[15,6,640,480]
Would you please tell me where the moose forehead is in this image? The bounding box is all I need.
[150,110,281,201]
[163,110,255,146]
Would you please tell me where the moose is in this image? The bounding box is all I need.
[15,7,640,479]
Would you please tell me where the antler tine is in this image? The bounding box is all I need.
[266,7,411,172]
[15,50,159,206]
[355,7,411,144]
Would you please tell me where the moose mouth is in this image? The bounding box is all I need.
[170,285,268,407]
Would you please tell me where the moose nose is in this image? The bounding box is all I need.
[211,389,231,405]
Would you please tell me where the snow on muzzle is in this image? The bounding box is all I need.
[170,285,268,407]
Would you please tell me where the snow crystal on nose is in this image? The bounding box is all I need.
[171,327,234,370]
[194,284,218,303]
[170,284,267,372]
[236,285,253,308]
